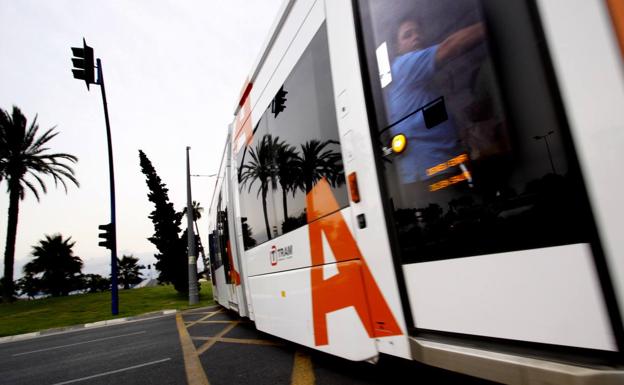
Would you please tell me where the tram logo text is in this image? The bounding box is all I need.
[270,244,293,266]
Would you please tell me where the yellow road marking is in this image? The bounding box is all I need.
[191,320,238,324]
[191,336,283,346]
[182,310,216,316]
[196,322,239,355]
[291,350,315,385]
[176,312,210,385]
[182,308,220,315]
[185,310,224,328]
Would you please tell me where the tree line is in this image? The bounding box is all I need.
[0,105,203,301]
[12,233,144,298]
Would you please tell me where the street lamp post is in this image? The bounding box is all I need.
[189,173,216,281]
[186,147,199,305]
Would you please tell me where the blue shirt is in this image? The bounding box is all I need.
[387,45,462,183]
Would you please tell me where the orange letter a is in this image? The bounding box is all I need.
[307,179,402,346]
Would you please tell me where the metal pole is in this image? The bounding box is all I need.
[186,147,199,305]
[97,59,119,315]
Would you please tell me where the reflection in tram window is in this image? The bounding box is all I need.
[359,0,592,262]
[236,23,348,250]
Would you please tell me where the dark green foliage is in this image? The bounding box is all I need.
[23,234,84,297]
[82,274,110,293]
[138,150,191,294]
[0,106,79,302]
[17,274,40,299]
[117,255,144,289]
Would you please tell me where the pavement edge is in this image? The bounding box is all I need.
[0,309,178,344]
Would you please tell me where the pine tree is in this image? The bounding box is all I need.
[138,150,190,294]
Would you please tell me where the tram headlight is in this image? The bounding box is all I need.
[391,134,407,154]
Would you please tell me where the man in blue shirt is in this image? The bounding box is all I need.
[388,19,485,184]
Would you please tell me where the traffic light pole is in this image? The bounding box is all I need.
[97,59,119,315]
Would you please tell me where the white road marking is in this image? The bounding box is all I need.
[50,358,171,385]
[12,331,146,356]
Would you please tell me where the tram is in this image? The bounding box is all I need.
[207,0,624,383]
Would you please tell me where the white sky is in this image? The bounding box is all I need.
[0,0,284,278]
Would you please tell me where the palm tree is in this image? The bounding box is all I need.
[293,139,344,194]
[239,134,281,240]
[117,254,144,289]
[274,143,300,221]
[23,234,84,297]
[0,106,79,302]
[182,200,204,222]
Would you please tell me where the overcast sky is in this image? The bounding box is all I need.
[0,0,283,278]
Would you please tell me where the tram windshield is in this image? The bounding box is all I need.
[357,0,593,263]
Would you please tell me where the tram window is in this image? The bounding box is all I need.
[215,193,233,283]
[208,231,220,268]
[208,231,218,284]
[357,0,593,262]
[237,23,348,250]
[266,23,348,237]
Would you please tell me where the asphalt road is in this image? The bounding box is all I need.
[0,307,497,385]
[183,306,496,385]
[0,314,185,385]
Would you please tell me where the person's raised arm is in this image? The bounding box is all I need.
[435,23,485,66]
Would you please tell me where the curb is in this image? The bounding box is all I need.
[0,309,178,345]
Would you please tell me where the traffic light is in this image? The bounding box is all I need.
[271,86,288,117]
[71,38,95,89]
[98,223,115,250]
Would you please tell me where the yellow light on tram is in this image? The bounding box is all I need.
[391,134,407,154]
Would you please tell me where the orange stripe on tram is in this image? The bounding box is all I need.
[606,0,624,58]
[233,81,254,153]
[226,239,240,285]
[306,178,402,346]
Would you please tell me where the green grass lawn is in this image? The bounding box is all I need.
[0,282,214,337]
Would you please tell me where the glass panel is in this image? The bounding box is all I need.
[208,231,217,284]
[358,0,592,263]
[216,192,232,283]
[267,23,348,237]
[236,23,348,250]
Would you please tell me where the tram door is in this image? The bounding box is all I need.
[217,165,247,314]
[355,0,615,351]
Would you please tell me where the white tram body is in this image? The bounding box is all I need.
[207,0,624,382]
